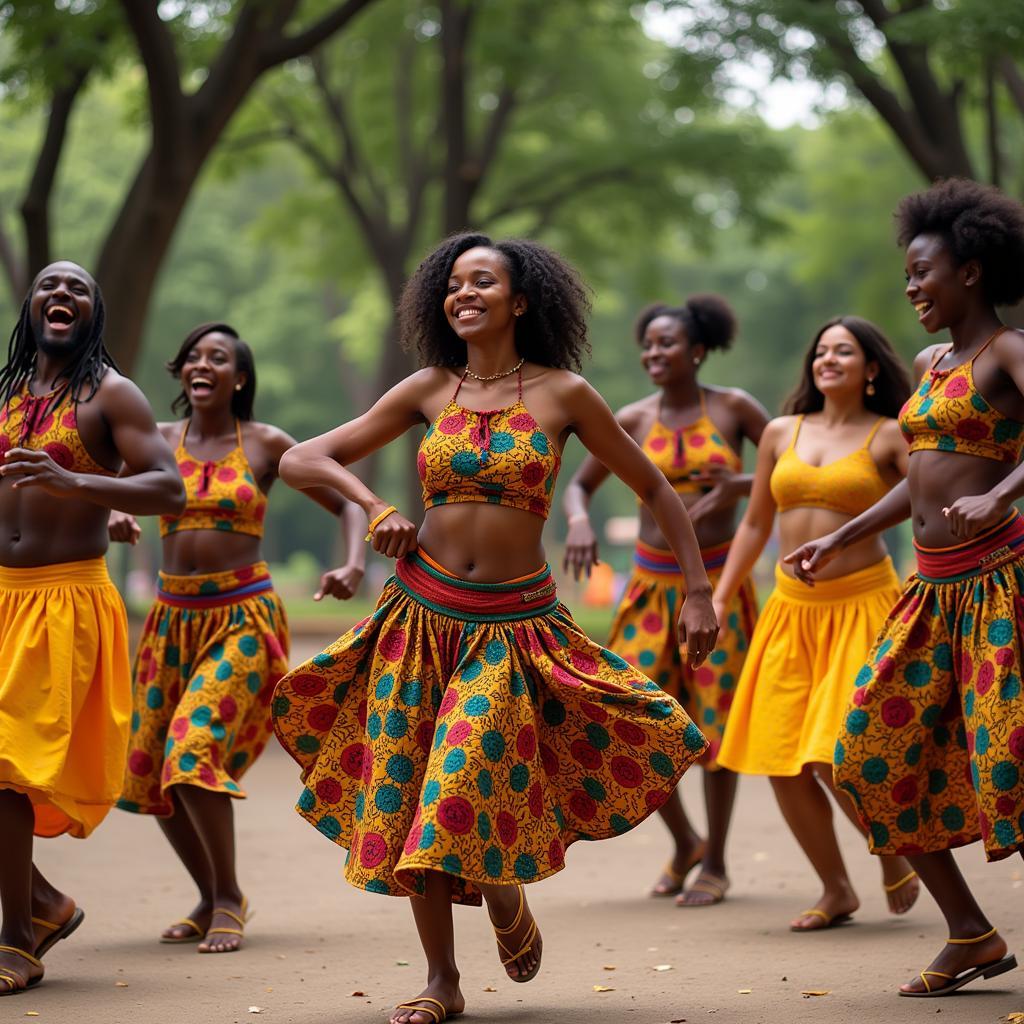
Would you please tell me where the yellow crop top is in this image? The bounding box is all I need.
[417,368,560,519]
[160,420,267,538]
[640,391,742,496]
[770,416,891,516]
[898,327,1024,464]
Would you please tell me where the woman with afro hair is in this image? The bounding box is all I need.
[564,297,769,907]
[271,233,717,1024]
[790,178,1024,996]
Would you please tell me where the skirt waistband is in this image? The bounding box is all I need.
[633,540,729,576]
[0,556,110,589]
[157,561,273,607]
[773,557,898,604]
[914,511,1024,583]
[394,551,558,622]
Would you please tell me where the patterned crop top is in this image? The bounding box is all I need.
[640,391,742,496]
[770,416,891,517]
[417,368,560,519]
[160,420,267,538]
[0,385,113,476]
[898,328,1024,464]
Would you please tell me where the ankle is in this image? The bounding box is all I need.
[425,967,460,987]
[212,888,243,908]
[0,923,36,951]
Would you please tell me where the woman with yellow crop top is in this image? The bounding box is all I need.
[564,297,769,907]
[713,316,921,932]
[789,180,1024,998]
[271,234,717,1024]
[108,323,366,954]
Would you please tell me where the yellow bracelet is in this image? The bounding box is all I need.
[365,505,398,542]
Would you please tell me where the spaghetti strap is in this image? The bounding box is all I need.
[179,419,191,449]
[787,415,804,450]
[452,368,470,401]
[971,325,1008,362]
[516,365,523,402]
[698,387,708,417]
[234,418,244,449]
[863,416,886,449]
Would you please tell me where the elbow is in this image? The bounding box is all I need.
[279,446,307,489]
[167,476,187,516]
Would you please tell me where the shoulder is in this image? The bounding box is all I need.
[155,420,179,442]
[912,343,944,378]
[992,326,1024,362]
[93,369,152,416]
[706,384,767,416]
[760,415,797,449]
[245,420,296,450]
[392,366,461,403]
[873,416,904,448]
[615,393,658,431]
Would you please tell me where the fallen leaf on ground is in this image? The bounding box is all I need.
[801,990,831,998]
[24,1014,39,1018]
[265,987,273,993]
[114,981,129,987]
[395,960,409,966]
[653,964,673,972]
[276,954,286,960]
[350,991,365,997]
[248,1008,263,1014]
[1005,1014,1024,1023]
[670,1019,686,1023]
[482,986,496,992]
[593,985,615,992]
[737,989,752,995]
[603,965,616,971]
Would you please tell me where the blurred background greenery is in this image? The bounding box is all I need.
[2,1,1022,633]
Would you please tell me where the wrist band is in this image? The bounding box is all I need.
[365,505,398,542]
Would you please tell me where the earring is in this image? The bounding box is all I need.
[693,358,701,366]
[866,378,876,396]
[235,384,243,391]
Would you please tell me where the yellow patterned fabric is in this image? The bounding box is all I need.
[272,550,707,905]
[607,541,756,769]
[835,514,1024,862]
[718,559,901,777]
[0,558,130,838]
[118,562,288,816]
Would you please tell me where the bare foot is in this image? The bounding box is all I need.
[880,856,920,915]
[390,976,465,1023]
[900,930,1009,995]
[197,897,247,954]
[789,886,859,931]
[676,871,730,907]
[486,885,543,982]
[651,838,706,897]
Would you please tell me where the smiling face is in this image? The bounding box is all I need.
[811,324,877,398]
[904,233,980,334]
[443,246,525,342]
[181,331,246,412]
[640,314,702,387]
[29,261,96,357]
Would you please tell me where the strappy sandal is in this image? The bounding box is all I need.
[900,927,1018,998]
[33,906,85,958]
[676,872,730,907]
[491,885,542,983]
[789,908,854,932]
[0,946,44,996]
[883,869,919,913]
[392,996,458,1023]
[198,898,250,953]
[650,841,706,898]
[160,917,206,944]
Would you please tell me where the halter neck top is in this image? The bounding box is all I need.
[640,390,742,495]
[770,415,890,516]
[0,384,113,476]
[160,420,267,538]
[898,328,1024,464]
[417,368,560,519]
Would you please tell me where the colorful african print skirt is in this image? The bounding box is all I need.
[118,562,289,816]
[272,550,707,904]
[0,558,130,838]
[718,558,901,777]
[835,513,1024,862]
[607,541,756,769]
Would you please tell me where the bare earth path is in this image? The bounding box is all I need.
[25,637,1024,1024]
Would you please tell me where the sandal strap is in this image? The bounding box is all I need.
[205,927,244,937]
[919,969,954,993]
[30,916,59,933]
[169,918,204,935]
[883,870,918,894]
[947,926,997,945]
[798,909,830,923]
[491,886,525,936]
[498,919,539,965]
[394,997,445,1023]
[0,946,42,970]
[212,906,247,928]
[687,873,729,896]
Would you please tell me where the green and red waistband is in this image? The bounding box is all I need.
[156,562,274,608]
[915,512,1024,584]
[633,539,729,576]
[394,550,559,622]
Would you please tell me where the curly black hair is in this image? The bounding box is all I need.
[398,233,591,372]
[633,294,737,352]
[784,315,911,419]
[896,178,1024,307]
[167,322,257,421]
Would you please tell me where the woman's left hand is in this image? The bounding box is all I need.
[315,565,364,601]
[677,590,719,667]
[686,465,741,525]
[942,492,1010,540]
[0,448,81,496]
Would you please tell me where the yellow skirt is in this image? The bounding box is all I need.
[718,559,901,777]
[0,558,131,838]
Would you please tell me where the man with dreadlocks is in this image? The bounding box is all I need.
[0,261,185,995]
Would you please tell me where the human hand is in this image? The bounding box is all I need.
[563,516,599,580]
[108,510,142,545]
[942,492,1010,540]
[0,447,81,497]
[783,531,845,586]
[677,590,719,667]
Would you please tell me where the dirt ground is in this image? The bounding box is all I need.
[21,635,1024,1024]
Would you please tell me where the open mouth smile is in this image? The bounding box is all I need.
[188,376,215,395]
[456,307,485,321]
[44,303,76,331]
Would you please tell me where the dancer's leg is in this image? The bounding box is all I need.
[480,880,543,981]
[155,788,216,940]
[676,767,737,906]
[651,787,705,895]
[0,790,44,990]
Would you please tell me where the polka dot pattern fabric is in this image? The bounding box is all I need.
[607,544,756,769]
[118,562,288,816]
[835,516,1024,862]
[272,555,707,904]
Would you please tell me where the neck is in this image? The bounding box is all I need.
[189,404,236,439]
[946,306,1003,351]
[660,376,701,411]
[819,392,867,425]
[464,337,520,378]
[31,352,76,392]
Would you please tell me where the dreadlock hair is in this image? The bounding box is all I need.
[0,273,116,418]
[784,315,911,419]
[634,294,737,352]
[397,232,591,372]
[167,322,256,421]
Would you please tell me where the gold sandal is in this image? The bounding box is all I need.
[789,907,854,932]
[900,927,1018,998]
[198,898,250,953]
[0,946,44,996]
[160,917,206,944]
[491,886,542,983]
[392,996,458,1022]
[883,869,918,894]
[650,841,706,897]
[676,872,730,907]
[33,906,85,958]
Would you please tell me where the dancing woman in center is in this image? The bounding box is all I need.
[272,233,717,1024]
[713,316,921,929]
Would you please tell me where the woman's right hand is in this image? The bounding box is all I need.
[563,516,599,580]
[783,530,844,585]
[371,509,419,559]
[109,510,142,545]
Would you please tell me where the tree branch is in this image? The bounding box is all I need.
[476,85,518,181]
[483,164,642,224]
[0,207,26,303]
[1001,56,1024,118]
[261,0,378,69]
